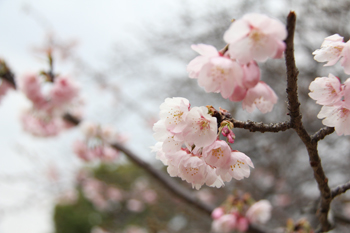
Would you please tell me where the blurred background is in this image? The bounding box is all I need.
[1,0,350,232]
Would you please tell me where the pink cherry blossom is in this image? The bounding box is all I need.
[218,151,254,182]
[20,74,47,109]
[183,106,217,148]
[340,41,350,74]
[309,74,343,105]
[127,199,145,212]
[141,189,157,204]
[241,61,261,89]
[211,214,237,233]
[73,140,94,161]
[246,200,272,224]
[50,76,79,108]
[317,104,350,136]
[224,13,287,64]
[159,97,190,134]
[202,140,232,168]
[178,154,209,190]
[21,110,63,137]
[236,217,249,232]
[313,34,345,66]
[242,81,278,113]
[212,207,225,220]
[187,44,221,79]
[197,56,244,98]
[229,85,248,102]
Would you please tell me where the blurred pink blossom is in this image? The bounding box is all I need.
[224,13,287,64]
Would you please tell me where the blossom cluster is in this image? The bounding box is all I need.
[78,171,157,213]
[211,195,272,233]
[73,122,125,162]
[19,74,80,136]
[309,74,350,135]
[187,13,287,113]
[310,34,350,135]
[152,97,253,190]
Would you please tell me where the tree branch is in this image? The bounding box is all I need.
[111,142,215,214]
[284,11,332,232]
[231,119,291,133]
[331,181,350,199]
[63,113,215,215]
[311,127,335,142]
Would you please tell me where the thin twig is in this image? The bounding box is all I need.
[311,127,335,142]
[331,181,350,199]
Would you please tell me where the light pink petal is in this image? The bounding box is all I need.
[191,44,218,56]
[229,85,248,102]
[223,19,250,44]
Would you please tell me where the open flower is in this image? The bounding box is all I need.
[187,44,221,79]
[313,34,345,66]
[224,13,287,64]
[242,81,278,113]
[246,200,272,224]
[309,74,343,105]
[183,106,218,148]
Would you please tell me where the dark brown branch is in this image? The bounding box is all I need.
[331,181,350,199]
[231,119,291,133]
[311,127,335,142]
[284,11,332,232]
[211,106,291,133]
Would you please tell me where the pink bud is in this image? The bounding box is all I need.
[236,217,249,232]
[212,207,225,220]
[228,134,235,144]
[222,126,230,137]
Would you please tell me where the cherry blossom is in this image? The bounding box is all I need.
[313,34,345,66]
[197,56,244,98]
[224,13,287,64]
[241,61,261,89]
[187,44,221,79]
[183,106,217,148]
[340,42,350,74]
[73,122,122,162]
[202,140,232,168]
[153,98,253,189]
[317,104,350,136]
[212,214,237,233]
[212,207,225,220]
[218,151,254,182]
[21,110,63,137]
[50,76,79,108]
[236,217,249,232]
[309,74,343,105]
[242,81,278,113]
[246,200,272,225]
[20,74,47,109]
[159,97,190,135]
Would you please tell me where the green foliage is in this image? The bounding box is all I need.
[54,191,98,233]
